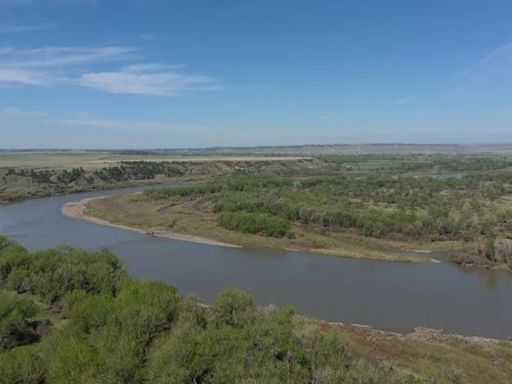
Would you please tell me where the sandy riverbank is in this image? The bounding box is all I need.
[62,196,242,248]
[62,195,442,264]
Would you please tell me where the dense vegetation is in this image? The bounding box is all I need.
[0,235,468,383]
[218,211,291,237]
[318,154,512,173]
[143,155,512,267]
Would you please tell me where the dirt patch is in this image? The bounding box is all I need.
[62,197,241,248]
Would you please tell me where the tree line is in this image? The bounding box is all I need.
[5,162,185,186]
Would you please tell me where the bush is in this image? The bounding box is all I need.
[143,184,222,200]
[218,211,290,237]
[7,247,127,303]
[45,326,103,384]
[211,288,256,328]
[0,236,30,281]
[111,281,182,355]
[63,290,114,332]
[147,296,309,384]
[0,346,46,384]
[59,281,182,383]
[0,292,38,351]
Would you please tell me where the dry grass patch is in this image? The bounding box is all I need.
[339,324,512,384]
[83,193,440,263]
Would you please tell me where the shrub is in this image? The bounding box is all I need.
[0,236,30,281]
[111,281,182,355]
[218,211,290,237]
[63,290,114,332]
[7,247,127,303]
[45,326,103,384]
[0,346,46,384]
[143,184,221,200]
[147,291,309,384]
[211,288,256,328]
[0,292,39,351]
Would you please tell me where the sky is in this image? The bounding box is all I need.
[1,0,512,149]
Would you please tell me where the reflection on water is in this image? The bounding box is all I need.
[0,186,511,339]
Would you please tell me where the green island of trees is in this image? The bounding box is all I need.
[141,154,512,269]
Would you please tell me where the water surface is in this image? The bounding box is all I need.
[1,187,511,339]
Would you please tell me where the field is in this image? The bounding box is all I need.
[0,152,309,169]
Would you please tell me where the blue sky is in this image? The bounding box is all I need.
[1,0,512,148]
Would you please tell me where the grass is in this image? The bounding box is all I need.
[83,193,446,263]
[337,322,512,384]
[0,152,310,170]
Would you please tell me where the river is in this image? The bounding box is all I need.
[0,186,511,339]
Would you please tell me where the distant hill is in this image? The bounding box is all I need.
[2,143,512,156]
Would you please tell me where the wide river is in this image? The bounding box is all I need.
[1,185,511,339]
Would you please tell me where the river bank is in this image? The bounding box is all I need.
[63,194,446,264]
[62,197,241,248]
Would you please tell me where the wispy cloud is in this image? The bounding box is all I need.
[476,41,512,67]
[0,46,135,68]
[0,68,49,85]
[0,46,218,96]
[0,23,52,33]
[76,64,217,96]
[458,40,512,79]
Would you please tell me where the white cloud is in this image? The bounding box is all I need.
[76,65,217,96]
[0,46,217,96]
[0,68,48,85]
